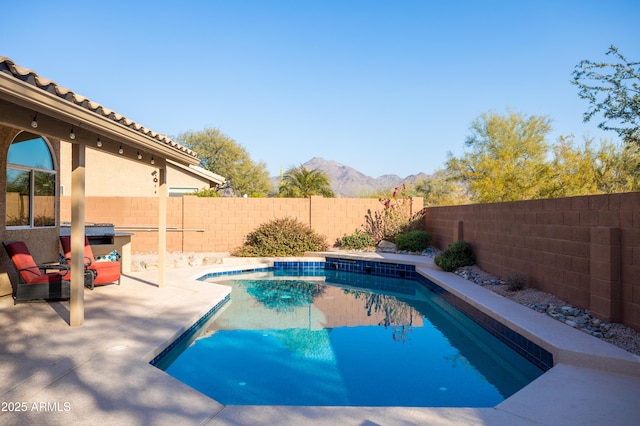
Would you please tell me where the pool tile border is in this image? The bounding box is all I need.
[273,261,326,271]
[198,267,272,280]
[149,294,230,367]
[325,257,417,279]
[415,273,553,371]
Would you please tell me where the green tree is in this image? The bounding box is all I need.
[176,128,271,197]
[446,111,552,203]
[549,134,640,196]
[572,45,640,145]
[278,166,335,198]
[547,135,599,197]
[593,140,640,193]
[414,169,471,206]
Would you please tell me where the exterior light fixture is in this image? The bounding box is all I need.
[150,156,155,165]
[96,137,102,147]
[118,145,124,154]
[69,127,76,140]
[31,113,38,128]
[137,151,142,160]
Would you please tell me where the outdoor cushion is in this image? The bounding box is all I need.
[60,236,121,287]
[3,241,70,283]
[95,250,121,262]
[2,240,71,302]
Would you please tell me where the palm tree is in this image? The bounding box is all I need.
[278,166,335,198]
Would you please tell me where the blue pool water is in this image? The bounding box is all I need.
[155,269,544,407]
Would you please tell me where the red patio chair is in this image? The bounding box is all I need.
[2,241,71,302]
[59,236,121,290]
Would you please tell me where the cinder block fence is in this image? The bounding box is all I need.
[424,192,640,331]
[60,196,423,253]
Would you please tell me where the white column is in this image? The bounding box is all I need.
[70,142,86,326]
[158,160,167,288]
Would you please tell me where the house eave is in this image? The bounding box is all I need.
[0,70,199,166]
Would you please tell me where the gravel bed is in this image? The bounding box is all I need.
[455,265,640,356]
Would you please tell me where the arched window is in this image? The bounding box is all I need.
[6,131,56,228]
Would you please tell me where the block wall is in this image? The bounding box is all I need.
[60,196,424,254]
[423,192,640,331]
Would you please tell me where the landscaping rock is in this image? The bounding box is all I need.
[376,240,397,253]
[130,252,226,272]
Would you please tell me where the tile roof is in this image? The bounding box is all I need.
[0,56,197,159]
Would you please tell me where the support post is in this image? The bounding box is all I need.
[158,160,167,288]
[70,142,86,326]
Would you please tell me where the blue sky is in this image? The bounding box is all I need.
[3,0,639,178]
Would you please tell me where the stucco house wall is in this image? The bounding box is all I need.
[59,142,217,197]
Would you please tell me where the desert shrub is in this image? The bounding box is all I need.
[506,273,526,292]
[338,229,375,250]
[5,215,27,226]
[395,230,432,252]
[363,208,385,243]
[364,184,412,243]
[434,240,475,272]
[186,187,220,197]
[402,207,428,233]
[233,217,328,257]
[34,215,55,227]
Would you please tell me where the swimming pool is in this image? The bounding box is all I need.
[153,264,546,407]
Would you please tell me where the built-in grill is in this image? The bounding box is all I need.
[60,222,115,245]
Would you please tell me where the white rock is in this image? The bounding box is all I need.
[377,240,397,253]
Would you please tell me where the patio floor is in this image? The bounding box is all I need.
[1,254,639,425]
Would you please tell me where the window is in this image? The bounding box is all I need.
[6,132,56,228]
[169,187,199,197]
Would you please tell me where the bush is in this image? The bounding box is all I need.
[395,230,432,252]
[186,187,220,197]
[233,217,328,257]
[363,184,412,243]
[434,240,475,272]
[402,207,427,233]
[506,273,526,292]
[338,229,375,250]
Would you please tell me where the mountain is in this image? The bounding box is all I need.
[272,157,430,197]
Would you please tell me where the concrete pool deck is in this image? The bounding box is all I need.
[1,253,639,425]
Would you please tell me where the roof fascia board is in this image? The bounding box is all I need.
[167,159,226,185]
